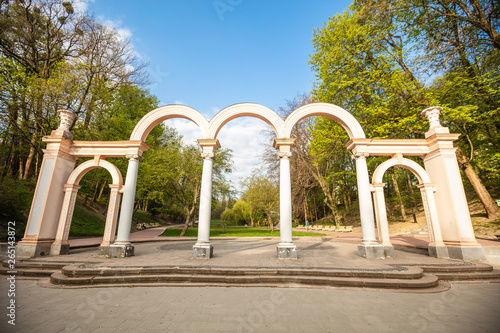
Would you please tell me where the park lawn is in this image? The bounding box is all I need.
[160,226,326,237]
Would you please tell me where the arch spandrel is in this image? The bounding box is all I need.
[372,157,431,185]
[284,103,366,139]
[208,103,285,139]
[67,159,123,186]
[130,105,210,142]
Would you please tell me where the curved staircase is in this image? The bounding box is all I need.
[3,259,500,290]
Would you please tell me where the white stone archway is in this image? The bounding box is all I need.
[50,158,123,256]
[371,156,448,258]
[130,104,210,142]
[208,103,285,139]
[17,104,486,262]
[284,103,382,258]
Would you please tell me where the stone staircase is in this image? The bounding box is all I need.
[0,260,66,278]
[3,260,499,290]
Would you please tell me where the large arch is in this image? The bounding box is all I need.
[50,159,124,256]
[372,157,430,184]
[130,104,210,142]
[284,103,366,139]
[208,103,285,139]
[67,159,123,186]
[370,157,447,258]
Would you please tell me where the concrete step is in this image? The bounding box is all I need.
[60,265,425,280]
[0,266,56,277]
[2,259,66,270]
[433,270,500,281]
[50,271,439,289]
[420,262,494,273]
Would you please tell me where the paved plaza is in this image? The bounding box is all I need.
[2,236,500,332]
[1,275,499,332]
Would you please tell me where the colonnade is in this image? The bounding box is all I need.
[16,104,486,262]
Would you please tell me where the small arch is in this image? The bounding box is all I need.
[130,104,210,142]
[372,157,430,185]
[284,103,366,139]
[208,103,285,139]
[67,159,123,186]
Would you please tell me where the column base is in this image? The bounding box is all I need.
[446,245,486,261]
[192,242,213,259]
[277,243,297,260]
[358,242,385,259]
[50,243,70,256]
[383,246,394,258]
[428,245,449,258]
[16,238,53,258]
[104,243,134,258]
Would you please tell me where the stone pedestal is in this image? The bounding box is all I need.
[102,243,135,258]
[277,243,297,260]
[382,246,394,258]
[358,242,385,259]
[428,245,449,258]
[16,238,53,258]
[49,242,70,256]
[446,244,486,261]
[192,242,214,259]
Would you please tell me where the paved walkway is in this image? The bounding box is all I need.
[1,277,499,332]
[3,237,500,332]
[68,225,500,254]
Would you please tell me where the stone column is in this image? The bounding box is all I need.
[421,106,485,261]
[50,184,80,255]
[99,184,123,255]
[353,151,384,259]
[417,183,449,258]
[17,109,78,258]
[274,139,297,259]
[112,154,142,257]
[371,183,394,257]
[193,139,220,259]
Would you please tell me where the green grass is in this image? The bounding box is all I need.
[160,226,326,237]
[69,204,106,237]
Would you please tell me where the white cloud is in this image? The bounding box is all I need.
[164,118,202,146]
[163,117,274,194]
[72,0,94,15]
[217,118,274,193]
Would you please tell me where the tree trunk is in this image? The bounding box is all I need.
[249,206,254,227]
[22,127,38,180]
[97,180,108,202]
[456,148,500,219]
[390,169,407,221]
[267,212,274,232]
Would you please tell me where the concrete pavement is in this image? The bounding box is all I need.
[1,278,499,332]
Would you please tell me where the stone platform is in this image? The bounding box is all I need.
[3,239,500,291]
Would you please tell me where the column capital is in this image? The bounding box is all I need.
[198,139,220,159]
[370,183,386,192]
[416,183,436,192]
[273,138,295,158]
[63,184,81,192]
[352,150,369,159]
[126,153,143,162]
[278,151,292,159]
[201,152,215,160]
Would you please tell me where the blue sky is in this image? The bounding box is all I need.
[84,0,352,191]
